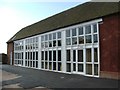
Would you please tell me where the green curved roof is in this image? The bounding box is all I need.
[7,2,119,43]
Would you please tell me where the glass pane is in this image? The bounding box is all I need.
[86,64,92,75]
[86,35,92,43]
[57,32,61,39]
[78,50,83,62]
[36,52,38,60]
[73,63,76,71]
[93,34,98,43]
[53,51,56,61]
[49,41,52,47]
[85,25,91,34]
[30,61,32,67]
[49,51,52,61]
[66,38,71,45]
[72,28,76,36]
[78,27,83,35]
[36,61,38,68]
[53,40,56,47]
[93,24,97,33]
[41,62,44,69]
[30,52,32,60]
[78,64,83,72]
[45,35,48,41]
[53,33,56,39]
[72,37,77,45]
[58,63,61,71]
[33,52,35,60]
[49,34,52,40]
[73,50,76,62]
[41,36,44,41]
[58,50,61,61]
[94,64,98,75]
[41,51,44,60]
[33,61,35,67]
[66,30,70,37]
[86,49,91,62]
[45,62,48,69]
[79,36,84,44]
[94,48,98,62]
[66,50,70,61]
[49,62,52,70]
[45,51,48,61]
[25,52,27,59]
[67,63,71,72]
[41,43,44,48]
[45,42,48,48]
[58,40,61,46]
[53,62,56,70]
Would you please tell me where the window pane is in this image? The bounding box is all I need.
[53,33,56,39]
[53,51,56,61]
[45,35,48,41]
[78,50,83,62]
[33,52,35,60]
[45,42,48,48]
[53,62,56,70]
[93,24,97,33]
[66,50,70,61]
[25,52,27,59]
[86,64,92,75]
[73,63,76,71]
[49,41,52,47]
[79,36,84,44]
[58,50,61,61]
[93,34,98,43]
[49,62,52,70]
[30,52,32,60]
[85,25,91,34]
[49,34,52,40]
[41,43,44,48]
[72,37,77,45]
[33,61,35,67]
[66,30,70,37]
[41,51,44,60]
[72,28,76,36]
[53,40,56,47]
[78,27,83,35]
[45,51,48,61]
[36,52,38,60]
[94,48,98,62]
[86,35,92,43]
[94,64,98,75]
[49,51,52,61]
[45,62,48,69]
[66,38,71,45]
[57,32,61,39]
[67,63,71,72]
[41,36,44,41]
[36,61,38,68]
[58,40,61,46]
[86,49,91,62]
[41,62,44,69]
[73,50,76,62]
[58,63,61,71]
[78,64,83,72]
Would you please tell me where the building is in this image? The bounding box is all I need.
[0,53,8,64]
[7,2,120,79]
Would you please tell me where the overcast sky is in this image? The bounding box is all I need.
[0,0,92,54]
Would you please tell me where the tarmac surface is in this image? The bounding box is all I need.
[1,64,119,89]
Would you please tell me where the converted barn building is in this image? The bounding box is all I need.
[7,2,120,79]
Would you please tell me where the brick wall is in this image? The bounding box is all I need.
[7,42,14,65]
[99,13,119,79]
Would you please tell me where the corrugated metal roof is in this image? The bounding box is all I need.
[7,2,119,43]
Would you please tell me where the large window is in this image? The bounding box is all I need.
[66,23,99,76]
[41,31,62,71]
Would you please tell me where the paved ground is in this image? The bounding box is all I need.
[1,65,119,90]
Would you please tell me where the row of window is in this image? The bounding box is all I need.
[14,41,24,51]
[25,52,38,60]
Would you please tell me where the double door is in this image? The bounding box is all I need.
[66,49,84,74]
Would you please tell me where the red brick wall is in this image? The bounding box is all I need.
[99,13,119,79]
[7,42,14,65]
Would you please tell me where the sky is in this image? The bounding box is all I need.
[0,0,91,54]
